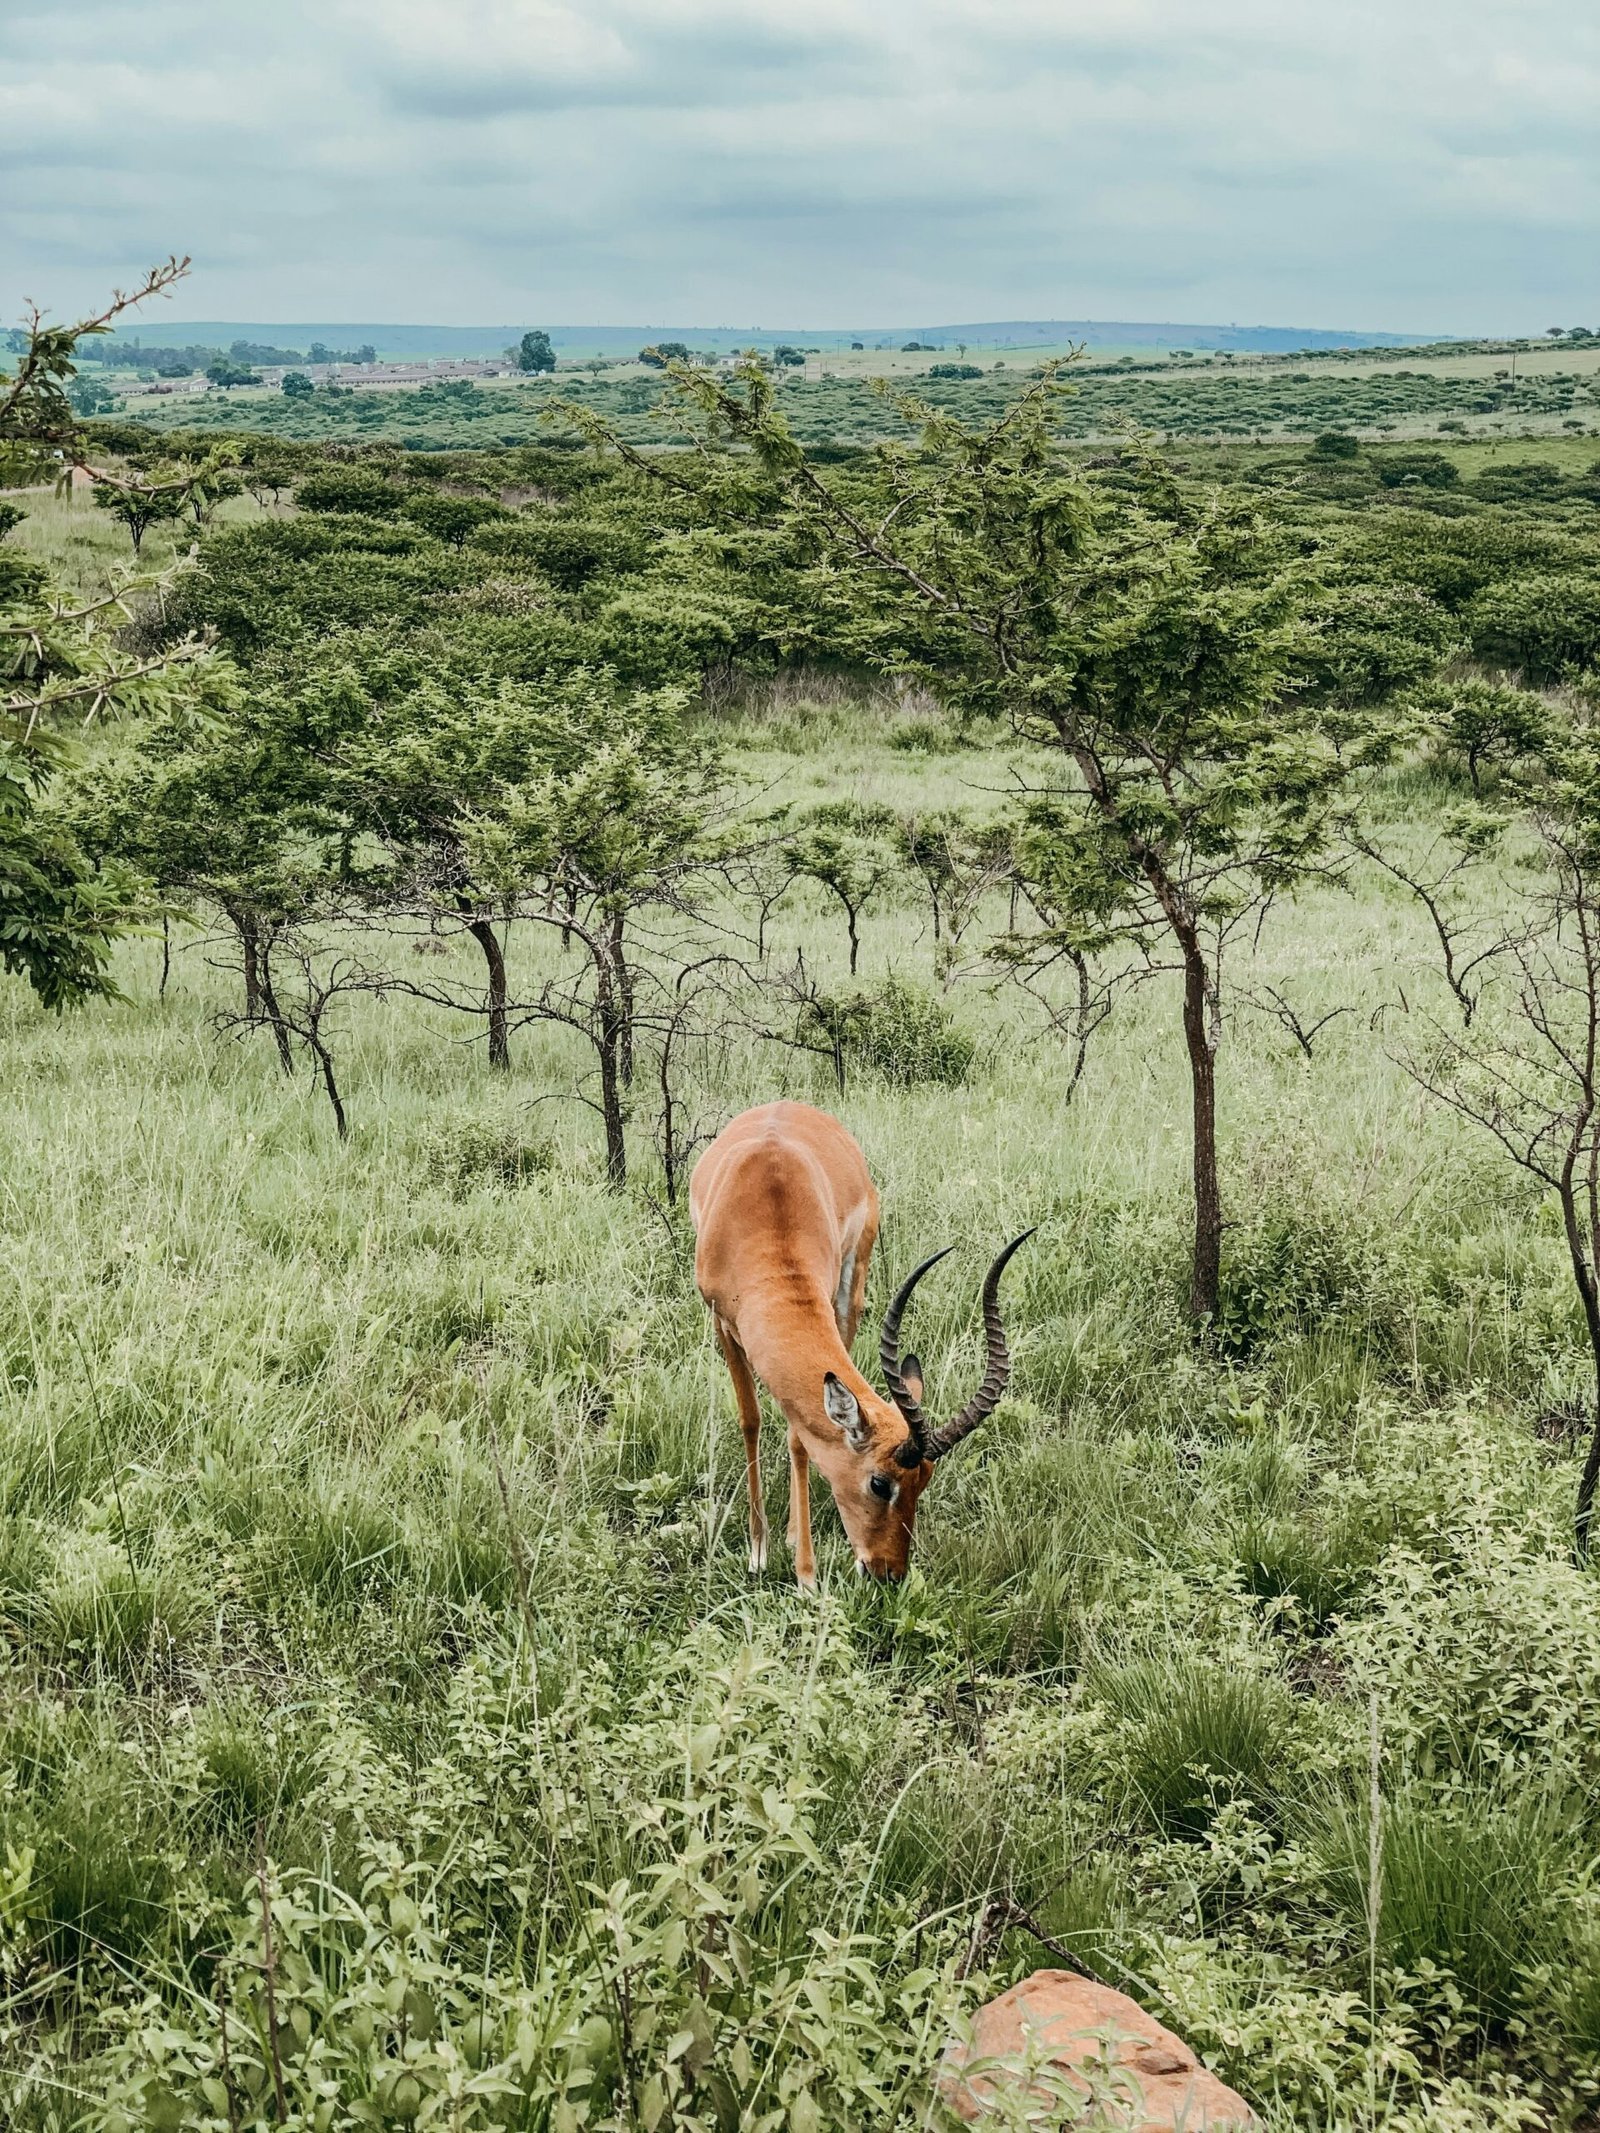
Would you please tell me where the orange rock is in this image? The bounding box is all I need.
[941,1970,1257,2130]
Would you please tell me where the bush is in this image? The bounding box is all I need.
[1376,451,1461,489]
[1091,1656,1296,1833]
[419,1113,553,1193]
[803,977,975,1086]
[292,466,405,515]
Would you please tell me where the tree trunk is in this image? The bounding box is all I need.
[462,910,510,1070]
[159,915,171,999]
[1182,941,1223,1322]
[611,914,635,1086]
[238,913,263,1018]
[846,903,860,976]
[598,1027,627,1189]
[257,943,296,1077]
[594,958,628,1188]
[1558,1180,1600,1558]
[306,1027,349,1140]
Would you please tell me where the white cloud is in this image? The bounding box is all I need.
[0,0,1594,331]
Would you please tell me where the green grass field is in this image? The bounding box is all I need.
[8,486,1600,2133]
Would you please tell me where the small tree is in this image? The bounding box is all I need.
[2,259,232,1006]
[784,803,899,976]
[1403,719,1600,1555]
[517,331,556,374]
[282,371,314,400]
[465,689,727,1185]
[893,807,1013,985]
[94,472,189,555]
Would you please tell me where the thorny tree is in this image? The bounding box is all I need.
[595,362,1371,1318]
[465,685,732,1187]
[2,259,233,1005]
[1404,724,1600,1556]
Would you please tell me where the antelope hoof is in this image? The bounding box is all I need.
[748,1536,769,1574]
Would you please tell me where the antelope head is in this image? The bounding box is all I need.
[820,1230,1034,1580]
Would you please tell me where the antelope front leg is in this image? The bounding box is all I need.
[717,1323,768,1573]
[787,1431,816,1591]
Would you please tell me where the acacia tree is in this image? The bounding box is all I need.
[2,260,233,1007]
[1403,719,1600,1555]
[894,807,1013,985]
[783,802,900,976]
[464,689,728,1186]
[62,677,323,1066]
[623,364,1370,1319]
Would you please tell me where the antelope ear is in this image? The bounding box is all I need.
[823,1372,872,1452]
[900,1352,924,1406]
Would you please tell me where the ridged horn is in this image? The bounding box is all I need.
[922,1230,1035,1462]
[880,1245,954,1465]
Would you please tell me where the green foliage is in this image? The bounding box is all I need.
[280,369,313,399]
[517,329,556,375]
[1308,1779,1570,2025]
[419,1109,554,1193]
[1376,451,1462,490]
[292,465,406,515]
[1,273,236,1005]
[802,975,976,1086]
[1466,570,1600,679]
[1090,1656,1296,1834]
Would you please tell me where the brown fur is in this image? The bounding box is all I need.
[689,1101,931,1583]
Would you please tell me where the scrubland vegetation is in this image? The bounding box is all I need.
[8,293,1600,2129]
[100,335,1600,456]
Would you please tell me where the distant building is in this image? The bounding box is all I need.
[255,358,513,390]
[121,377,211,397]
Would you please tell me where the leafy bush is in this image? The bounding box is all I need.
[420,1113,554,1192]
[293,466,407,515]
[90,1648,974,2133]
[1376,451,1461,489]
[1090,1656,1297,1833]
[803,977,975,1086]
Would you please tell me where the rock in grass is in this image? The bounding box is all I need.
[940,1971,1257,2130]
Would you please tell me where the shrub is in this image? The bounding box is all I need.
[1376,451,1461,489]
[803,977,975,1086]
[292,466,406,515]
[419,1113,554,1192]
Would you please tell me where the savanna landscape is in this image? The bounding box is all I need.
[8,246,1600,2133]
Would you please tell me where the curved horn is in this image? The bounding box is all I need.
[922,1230,1035,1461]
[880,1245,954,1464]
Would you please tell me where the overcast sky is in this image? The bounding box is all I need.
[2,0,1596,334]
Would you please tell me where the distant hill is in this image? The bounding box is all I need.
[101,317,1448,362]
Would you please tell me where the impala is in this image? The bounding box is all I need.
[690,1100,1031,1585]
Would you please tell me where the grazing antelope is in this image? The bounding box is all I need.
[689,1100,1030,1585]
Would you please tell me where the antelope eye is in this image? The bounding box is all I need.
[868,1473,895,1502]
